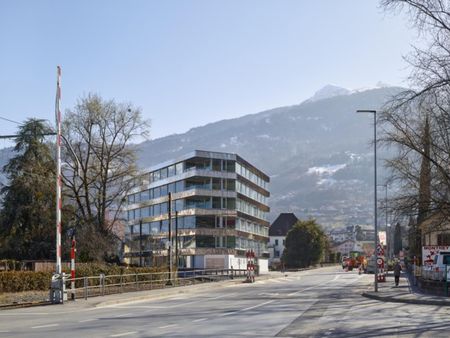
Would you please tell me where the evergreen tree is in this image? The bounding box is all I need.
[0,119,56,260]
[281,219,325,268]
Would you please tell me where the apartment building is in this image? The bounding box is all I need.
[123,150,270,272]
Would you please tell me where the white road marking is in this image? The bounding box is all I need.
[79,318,98,323]
[158,324,178,329]
[114,312,133,317]
[31,323,59,329]
[0,312,49,316]
[110,331,138,337]
[222,300,275,316]
[193,318,208,322]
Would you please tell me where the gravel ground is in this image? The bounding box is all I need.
[0,290,48,305]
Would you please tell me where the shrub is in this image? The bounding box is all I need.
[0,271,52,293]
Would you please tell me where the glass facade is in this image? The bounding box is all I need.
[124,151,270,267]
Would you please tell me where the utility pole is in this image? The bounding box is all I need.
[139,219,143,267]
[175,211,179,268]
[167,192,173,285]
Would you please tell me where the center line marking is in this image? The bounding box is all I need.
[222,300,275,316]
[159,324,178,329]
[193,318,207,322]
[110,331,137,337]
[79,318,98,323]
[31,324,59,329]
[114,312,133,317]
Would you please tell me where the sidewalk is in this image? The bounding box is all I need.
[362,271,450,306]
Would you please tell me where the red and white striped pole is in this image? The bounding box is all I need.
[55,66,62,275]
[70,236,76,300]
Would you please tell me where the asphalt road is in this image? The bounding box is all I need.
[1,266,450,337]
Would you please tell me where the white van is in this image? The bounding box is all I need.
[431,252,450,280]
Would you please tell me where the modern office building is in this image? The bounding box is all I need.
[123,150,270,272]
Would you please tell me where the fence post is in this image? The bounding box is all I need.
[135,273,138,290]
[120,274,123,293]
[101,274,105,296]
[84,277,88,300]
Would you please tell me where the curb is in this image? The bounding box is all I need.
[361,292,450,306]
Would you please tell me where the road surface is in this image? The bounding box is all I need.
[1,266,449,337]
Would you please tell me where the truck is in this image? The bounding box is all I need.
[342,251,366,271]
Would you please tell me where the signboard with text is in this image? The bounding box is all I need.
[378,231,386,246]
[422,246,450,266]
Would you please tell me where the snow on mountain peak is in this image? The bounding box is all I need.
[308,84,351,102]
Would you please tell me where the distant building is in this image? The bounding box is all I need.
[328,228,350,243]
[268,213,298,267]
[331,239,356,257]
[123,150,270,272]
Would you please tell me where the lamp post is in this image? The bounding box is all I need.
[357,109,378,292]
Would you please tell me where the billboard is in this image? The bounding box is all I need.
[378,231,387,246]
[422,246,450,266]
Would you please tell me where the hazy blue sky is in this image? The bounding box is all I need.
[0,0,417,146]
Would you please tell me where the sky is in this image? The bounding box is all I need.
[0,0,418,147]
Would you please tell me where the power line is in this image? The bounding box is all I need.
[0,116,22,125]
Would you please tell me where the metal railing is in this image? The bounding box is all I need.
[63,268,247,300]
[416,266,446,281]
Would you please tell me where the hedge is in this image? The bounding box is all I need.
[0,264,168,293]
[0,271,52,292]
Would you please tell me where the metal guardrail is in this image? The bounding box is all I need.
[63,268,247,300]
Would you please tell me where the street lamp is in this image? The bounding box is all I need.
[357,109,379,292]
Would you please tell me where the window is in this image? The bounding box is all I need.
[160,202,168,214]
[274,251,280,258]
[161,220,169,232]
[212,197,221,209]
[140,190,149,202]
[212,178,221,190]
[175,162,183,175]
[224,160,234,172]
[196,235,215,248]
[128,194,135,204]
[283,239,286,246]
[168,183,176,194]
[150,222,159,234]
[160,167,168,179]
[176,181,184,192]
[184,216,195,229]
[141,207,150,217]
[175,199,184,212]
[275,239,279,246]
[153,203,161,215]
[437,233,450,245]
[153,187,161,199]
[168,165,176,177]
[160,185,168,196]
[153,170,160,181]
[212,159,222,171]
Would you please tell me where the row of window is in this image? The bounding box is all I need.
[126,216,238,234]
[236,199,267,221]
[236,162,268,190]
[236,181,268,205]
[126,234,266,251]
[235,237,268,253]
[236,218,269,236]
[127,197,238,221]
[128,181,185,204]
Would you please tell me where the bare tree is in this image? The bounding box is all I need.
[380,0,450,255]
[61,94,149,260]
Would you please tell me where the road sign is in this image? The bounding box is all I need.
[376,244,384,256]
[377,258,384,266]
